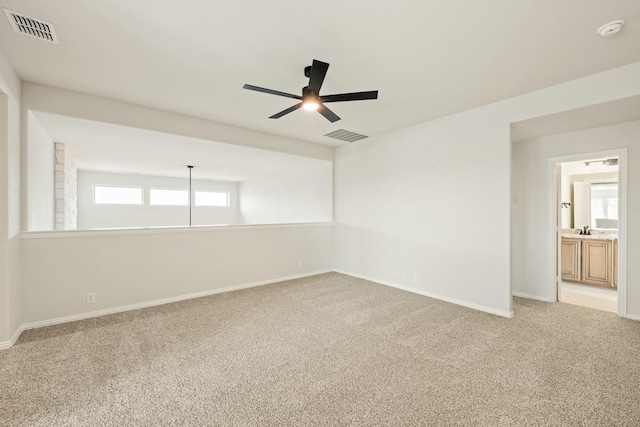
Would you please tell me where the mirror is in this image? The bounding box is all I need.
[572,181,618,230]
[590,183,618,229]
[560,159,619,231]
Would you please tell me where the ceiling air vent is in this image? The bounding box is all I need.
[324,129,369,143]
[3,8,58,44]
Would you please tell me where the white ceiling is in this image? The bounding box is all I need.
[1,1,639,147]
[32,112,328,182]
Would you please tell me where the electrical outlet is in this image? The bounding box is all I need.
[86,292,96,304]
[413,274,419,282]
[297,261,303,269]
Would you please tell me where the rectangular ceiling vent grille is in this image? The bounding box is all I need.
[3,8,58,44]
[323,129,369,143]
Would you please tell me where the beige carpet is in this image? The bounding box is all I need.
[2,272,640,426]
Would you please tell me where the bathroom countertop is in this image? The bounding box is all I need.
[561,232,618,241]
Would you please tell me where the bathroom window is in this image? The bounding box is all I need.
[590,183,618,228]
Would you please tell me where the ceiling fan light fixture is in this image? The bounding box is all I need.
[303,100,319,111]
[243,59,378,123]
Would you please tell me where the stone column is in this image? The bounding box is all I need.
[54,142,77,230]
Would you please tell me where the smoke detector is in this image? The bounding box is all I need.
[3,8,58,44]
[597,20,625,37]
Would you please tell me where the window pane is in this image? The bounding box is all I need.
[590,182,618,228]
[94,186,142,205]
[150,189,188,206]
[590,198,604,223]
[608,199,619,220]
[195,191,229,207]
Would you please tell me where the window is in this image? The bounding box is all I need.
[590,182,618,228]
[94,185,143,205]
[149,189,189,206]
[195,191,229,207]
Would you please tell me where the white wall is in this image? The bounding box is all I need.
[20,224,333,325]
[26,113,54,231]
[334,108,513,316]
[22,83,332,161]
[512,120,640,316]
[78,171,239,229]
[335,62,640,318]
[240,162,332,225]
[0,46,21,346]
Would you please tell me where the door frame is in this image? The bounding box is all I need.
[547,148,627,317]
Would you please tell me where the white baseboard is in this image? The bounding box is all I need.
[626,313,640,322]
[334,270,514,318]
[0,324,25,350]
[5,269,332,349]
[512,291,551,302]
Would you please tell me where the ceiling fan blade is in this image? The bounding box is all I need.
[269,103,303,119]
[243,84,302,100]
[317,104,341,123]
[307,60,329,93]
[320,90,378,103]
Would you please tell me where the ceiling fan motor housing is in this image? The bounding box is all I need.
[302,86,318,99]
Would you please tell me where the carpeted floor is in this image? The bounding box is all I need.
[2,272,640,426]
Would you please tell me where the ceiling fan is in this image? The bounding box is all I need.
[243,59,378,123]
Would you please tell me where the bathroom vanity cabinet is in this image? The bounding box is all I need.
[561,236,617,289]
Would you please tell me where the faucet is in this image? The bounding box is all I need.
[583,225,591,235]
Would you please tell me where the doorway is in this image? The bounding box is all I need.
[548,149,627,316]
